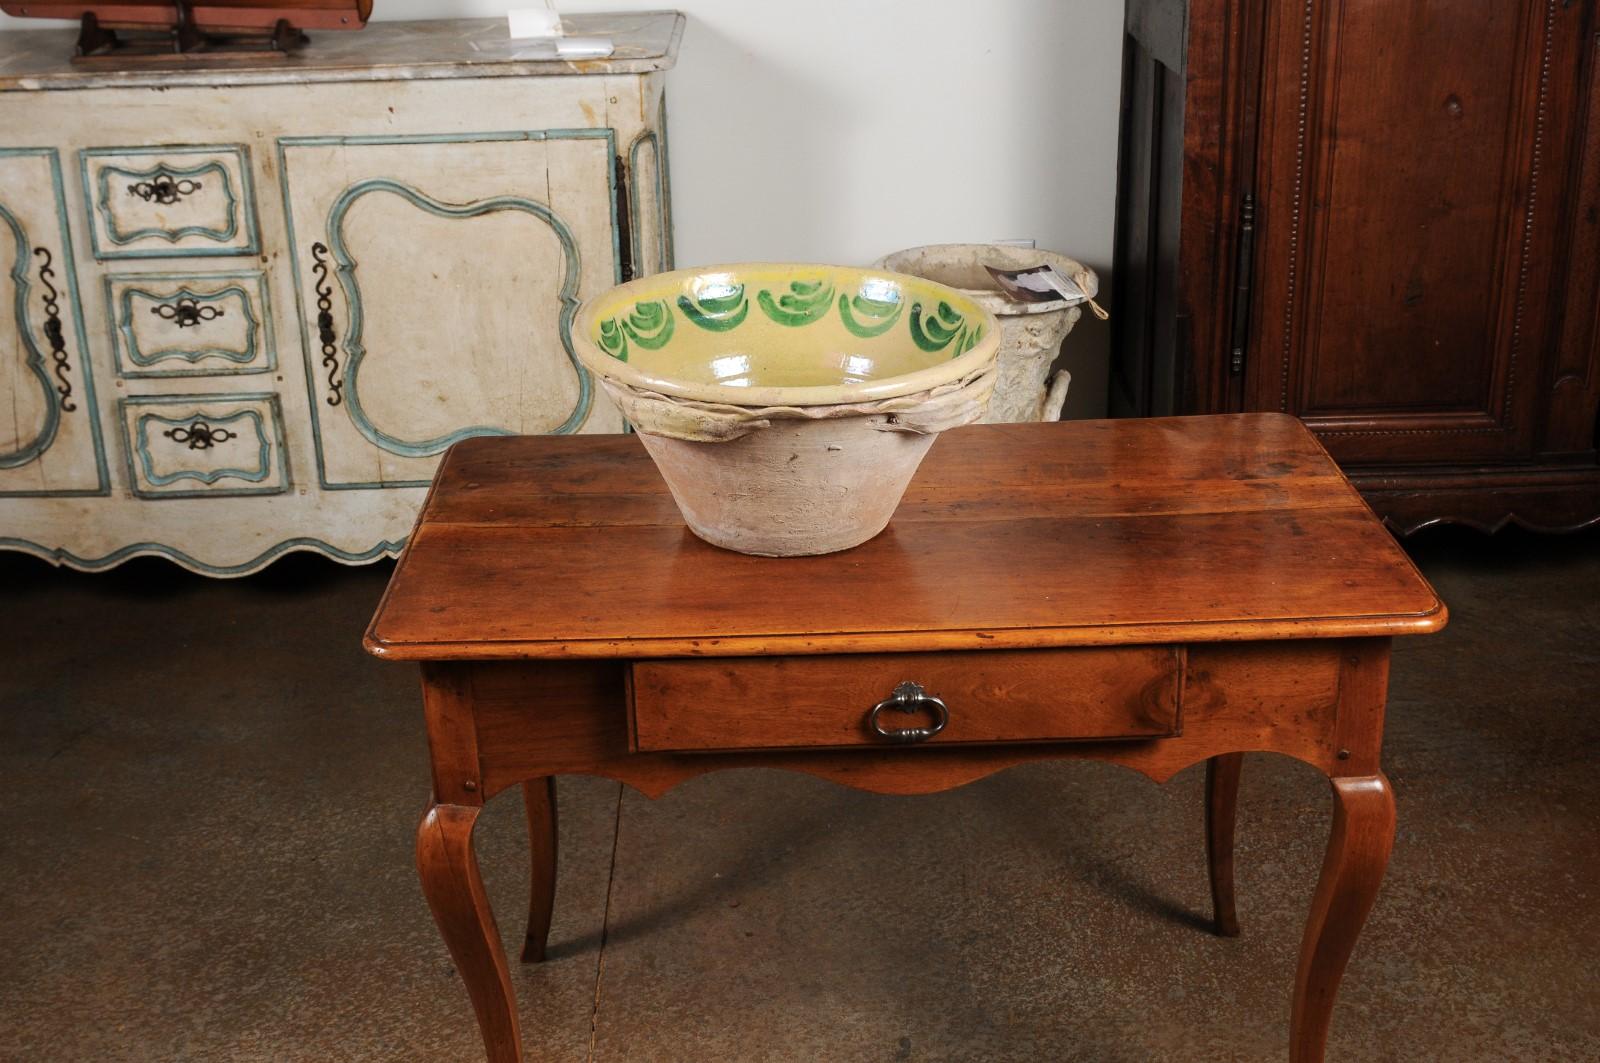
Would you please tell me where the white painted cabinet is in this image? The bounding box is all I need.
[0,14,681,575]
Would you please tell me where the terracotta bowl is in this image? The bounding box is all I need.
[572,263,1001,556]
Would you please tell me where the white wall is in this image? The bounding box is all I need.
[1,1,1122,416]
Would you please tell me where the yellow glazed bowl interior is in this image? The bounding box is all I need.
[573,263,1001,407]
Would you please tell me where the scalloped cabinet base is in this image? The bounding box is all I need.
[0,15,682,577]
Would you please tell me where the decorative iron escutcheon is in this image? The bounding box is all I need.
[152,296,223,329]
[33,247,74,411]
[163,421,235,450]
[128,176,201,205]
[310,241,343,406]
[867,681,949,745]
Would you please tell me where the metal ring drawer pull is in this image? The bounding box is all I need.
[867,681,948,744]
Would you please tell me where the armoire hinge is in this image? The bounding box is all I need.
[1228,193,1256,376]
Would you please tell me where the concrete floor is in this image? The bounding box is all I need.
[1,526,1597,1062]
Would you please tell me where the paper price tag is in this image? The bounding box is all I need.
[985,264,1109,320]
[508,7,563,40]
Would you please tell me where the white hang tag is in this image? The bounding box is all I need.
[985,264,1109,320]
[507,7,563,40]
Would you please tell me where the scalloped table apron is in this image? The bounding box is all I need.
[0,14,682,576]
[365,414,1448,1063]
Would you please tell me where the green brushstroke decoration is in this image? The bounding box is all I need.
[838,290,904,338]
[678,283,749,332]
[600,281,982,359]
[756,278,835,327]
[597,299,676,361]
[624,300,675,349]
[597,317,629,361]
[909,300,982,357]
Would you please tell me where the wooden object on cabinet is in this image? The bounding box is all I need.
[367,415,1447,1063]
[0,15,682,576]
[1,0,372,34]
[1113,0,1600,534]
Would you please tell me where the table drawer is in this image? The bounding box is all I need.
[629,647,1183,753]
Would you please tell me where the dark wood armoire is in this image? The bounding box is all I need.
[1113,0,1600,533]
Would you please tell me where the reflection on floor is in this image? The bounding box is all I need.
[1,525,1597,1061]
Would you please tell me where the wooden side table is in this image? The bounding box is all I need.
[366,414,1446,1062]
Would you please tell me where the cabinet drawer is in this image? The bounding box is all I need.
[630,647,1183,753]
[107,271,275,377]
[80,146,259,259]
[117,392,288,498]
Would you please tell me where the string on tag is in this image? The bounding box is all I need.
[1072,269,1110,321]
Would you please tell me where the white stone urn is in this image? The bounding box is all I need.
[873,244,1098,423]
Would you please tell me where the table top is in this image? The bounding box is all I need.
[0,14,684,93]
[365,414,1446,661]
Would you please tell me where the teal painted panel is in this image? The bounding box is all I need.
[135,408,270,486]
[97,160,236,244]
[79,145,261,260]
[0,146,110,497]
[107,270,276,378]
[277,129,621,491]
[0,190,58,469]
[118,392,288,499]
[627,96,675,277]
[323,178,588,457]
[657,91,676,271]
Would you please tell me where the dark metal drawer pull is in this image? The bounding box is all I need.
[128,176,201,205]
[867,681,948,744]
[152,296,223,328]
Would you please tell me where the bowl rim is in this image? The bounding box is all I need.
[571,262,1003,408]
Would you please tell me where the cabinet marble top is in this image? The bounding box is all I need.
[0,12,683,92]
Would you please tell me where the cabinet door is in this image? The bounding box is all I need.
[1246,0,1593,465]
[0,148,106,497]
[279,130,623,490]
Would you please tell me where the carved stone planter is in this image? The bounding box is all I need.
[873,244,1098,423]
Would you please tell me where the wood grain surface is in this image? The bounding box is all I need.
[367,415,1445,660]
[1119,0,1600,533]
[460,639,1363,801]
[630,646,1182,753]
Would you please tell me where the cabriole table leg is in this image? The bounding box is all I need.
[521,777,559,963]
[1205,752,1244,937]
[1288,773,1397,1063]
[417,801,524,1063]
